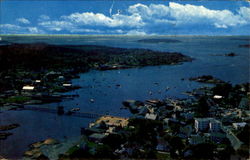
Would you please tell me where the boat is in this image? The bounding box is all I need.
[71,108,80,112]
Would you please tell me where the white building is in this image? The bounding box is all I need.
[209,119,222,132]
[232,122,247,130]
[145,113,157,120]
[195,118,221,132]
[22,85,35,91]
[195,118,211,132]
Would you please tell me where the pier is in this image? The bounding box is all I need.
[17,105,104,119]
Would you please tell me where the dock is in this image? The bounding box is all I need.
[17,105,104,119]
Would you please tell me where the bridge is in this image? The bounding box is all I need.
[17,105,105,119]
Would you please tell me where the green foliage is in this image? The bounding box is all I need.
[212,83,232,97]
[237,124,250,145]
[126,118,163,158]
[3,96,31,103]
[194,96,210,117]
[95,144,116,158]
[217,145,235,160]
[102,133,125,150]
[191,143,216,159]
[169,136,185,158]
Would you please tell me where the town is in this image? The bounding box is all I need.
[22,80,249,159]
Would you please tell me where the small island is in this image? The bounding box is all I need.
[239,44,250,48]
[210,52,238,57]
[137,39,181,43]
[0,123,20,140]
[189,75,225,84]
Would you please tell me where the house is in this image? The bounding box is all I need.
[35,80,41,83]
[22,85,35,91]
[179,125,193,138]
[238,97,249,110]
[63,83,72,87]
[213,95,223,99]
[210,132,226,143]
[88,133,107,143]
[222,126,243,150]
[232,122,247,130]
[180,112,194,120]
[145,113,157,120]
[189,135,206,145]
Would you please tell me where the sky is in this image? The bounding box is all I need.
[0,0,250,35]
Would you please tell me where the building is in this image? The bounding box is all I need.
[92,116,129,128]
[210,132,226,143]
[180,112,194,120]
[232,122,247,130]
[189,135,206,145]
[145,113,157,120]
[195,118,221,132]
[209,119,222,132]
[195,118,211,132]
[22,85,35,91]
[88,133,107,143]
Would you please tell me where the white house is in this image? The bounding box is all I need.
[22,85,35,91]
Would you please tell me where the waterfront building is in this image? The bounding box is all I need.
[195,118,221,132]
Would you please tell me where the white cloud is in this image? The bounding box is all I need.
[127,2,248,29]
[39,15,50,21]
[61,12,144,28]
[16,18,31,24]
[0,24,44,34]
[28,27,40,34]
[38,21,74,31]
[126,30,146,35]
[2,2,250,35]
[0,24,22,30]
[128,3,170,19]
[238,6,250,21]
[167,2,246,28]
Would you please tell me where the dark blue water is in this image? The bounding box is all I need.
[0,36,249,158]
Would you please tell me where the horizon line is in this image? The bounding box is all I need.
[0,34,249,37]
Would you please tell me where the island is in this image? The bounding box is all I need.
[189,75,225,84]
[137,39,181,43]
[239,44,250,48]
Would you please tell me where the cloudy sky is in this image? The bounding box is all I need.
[0,0,250,35]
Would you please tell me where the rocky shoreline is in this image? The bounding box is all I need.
[0,124,20,140]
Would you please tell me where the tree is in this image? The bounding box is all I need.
[217,145,234,160]
[169,136,185,158]
[95,144,116,158]
[237,124,250,145]
[192,143,216,159]
[102,133,125,150]
[212,83,232,97]
[195,96,210,117]
[126,118,162,158]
